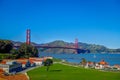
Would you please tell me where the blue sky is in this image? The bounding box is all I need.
[0,0,120,49]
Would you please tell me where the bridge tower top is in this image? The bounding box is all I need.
[26,29,31,45]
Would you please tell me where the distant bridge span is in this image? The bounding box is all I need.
[35,45,89,53]
[14,45,89,53]
[14,45,79,50]
[35,46,79,49]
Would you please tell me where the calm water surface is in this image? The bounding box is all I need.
[39,53,120,66]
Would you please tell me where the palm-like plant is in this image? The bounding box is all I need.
[43,59,53,71]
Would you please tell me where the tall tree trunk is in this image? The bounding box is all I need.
[47,66,49,71]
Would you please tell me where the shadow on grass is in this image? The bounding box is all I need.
[50,69,62,72]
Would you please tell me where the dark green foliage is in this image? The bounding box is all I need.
[0,40,38,59]
[0,53,14,59]
[44,59,53,66]
[18,43,38,58]
[0,59,2,62]
[43,59,53,71]
[9,49,19,59]
[10,49,19,55]
[0,40,13,53]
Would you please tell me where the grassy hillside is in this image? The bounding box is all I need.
[27,63,120,80]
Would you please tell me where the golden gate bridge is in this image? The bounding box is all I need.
[14,29,89,54]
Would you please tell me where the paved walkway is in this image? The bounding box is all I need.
[18,66,42,74]
[54,62,80,68]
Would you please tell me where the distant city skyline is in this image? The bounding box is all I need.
[0,0,120,49]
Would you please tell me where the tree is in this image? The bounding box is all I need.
[80,58,87,67]
[10,49,19,59]
[43,59,53,71]
[0,40,13,53]
[10,49,19,54]
[18,43,38,58]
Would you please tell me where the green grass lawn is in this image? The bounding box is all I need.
[27,63,120,80]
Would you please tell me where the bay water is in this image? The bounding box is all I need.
[39,53,120,66]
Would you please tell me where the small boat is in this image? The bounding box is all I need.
[93,54,96,58]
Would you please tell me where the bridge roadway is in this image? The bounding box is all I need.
[14,45,80,50]
[34,45,80,50]
[14,45,89,53]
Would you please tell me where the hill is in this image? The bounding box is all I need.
[12,40,120,53]
[38,40,120,53]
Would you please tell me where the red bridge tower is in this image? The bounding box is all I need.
[74,38,79,53]
[75,38,78,49]
[26,29,31,45]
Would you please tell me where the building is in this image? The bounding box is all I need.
[85,62,95,68]
[0,56,53,73]
[29,57,53,66]
[29,57,43,66]
[113,64,120,70]
[16,59,31,69]
[95,60,109,69]
[0,61,22,73]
